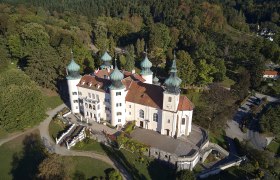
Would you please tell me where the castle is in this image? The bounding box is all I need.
[66,51,194,138]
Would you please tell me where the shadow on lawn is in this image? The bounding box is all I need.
[10,133,47,180]
[148,159,176,180]
[100,143,146,180]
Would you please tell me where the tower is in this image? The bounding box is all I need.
[163,57,182,112]
[109,59,126,127]
[100,51,112,70]
[140,54,153,84]
[161,55,182,136]
[66,52,81,114]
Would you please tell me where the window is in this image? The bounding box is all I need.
[117,112,122,116]
[92,93,95,99]
[139,110,144,118]
[89,104,92,109]
[118,119,121,122]
[78,91,82,95]
[129,105,131,108]
[182,118,185,125]
[129,112,131,115]
[168,119,170,123]
[86,112,88,116]
[88,93,91,98]
[105,98,110,103]
[105,107,110,111]
[168,97,172,102]
[72,92,77,95]
[96,95,99,100]
[85,103,88,108]
[116,103,122,107]
[76,106,78,109]
[116,92,121,96]
[93,105,96,110]
[153,113,158,122]
[73,100,78,103]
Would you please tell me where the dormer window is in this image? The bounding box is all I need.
[89,83,92,87]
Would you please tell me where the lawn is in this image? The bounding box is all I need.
[0,127,8,139]
[73,139,106,155]
[267,140,280,155]
[44,95,63,110]
[48,119,66,140]
[0,130,39,180]
[200,166,248,180]
[0,130,112,180]
[101,144,175,180]
[61,156,112,179]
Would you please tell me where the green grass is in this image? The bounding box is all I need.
[48,119,66,140]
[0,127,8,139]
[201,166,248,180]
[267,140,280,154]
[73,139,106,155]
[62,156,112,179]
[0,130,39,180]
[0,130,112,180]
[44,95,63,110]
[221,77,235,88]
[101,144,175,180]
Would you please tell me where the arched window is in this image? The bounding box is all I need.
[89,104,92,109]
[153,113,158,122]
[85,103,88,108]
[139,110,144,118]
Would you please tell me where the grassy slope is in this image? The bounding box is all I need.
[0,130,112,179]
[48,119,66,140]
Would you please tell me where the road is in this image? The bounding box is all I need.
[226,92,279,150]
[0,104,132,180]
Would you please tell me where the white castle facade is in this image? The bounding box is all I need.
[67,52,194,138]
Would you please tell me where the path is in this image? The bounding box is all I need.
[0,104,132,180]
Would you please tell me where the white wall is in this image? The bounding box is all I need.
[141,74,153,84]
[162,92,180,112]
[110,88,126,126]
[67,79,81,113]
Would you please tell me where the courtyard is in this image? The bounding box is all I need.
[131,125,207,157]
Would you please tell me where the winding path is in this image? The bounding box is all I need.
[0,104,132,180]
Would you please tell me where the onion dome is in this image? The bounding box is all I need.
[153,76,160,85]
[110,59,124,89]
[101,51,112,69]
[140,55,153,75]
[164,58,181,94]
[101,51,112,62]
[66,55,81,80]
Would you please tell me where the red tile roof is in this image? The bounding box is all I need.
[77,75,111,92]
[178,96,194,111]
[126,81,164,109]
[263,70,278,76]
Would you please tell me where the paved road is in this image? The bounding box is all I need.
[0,104,132,180]
[226,92,279,150]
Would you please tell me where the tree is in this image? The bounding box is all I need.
[194,84,236,131]
[148,23,171,52]
[196,59,216,85]
[125,44,135,71]
[106,169,122,180]
[231,68,250,100]
[176,50,196,86]
[0,69,46,132]
[176,170,195,180]
[135,38,145,57]
[37,154,65,180]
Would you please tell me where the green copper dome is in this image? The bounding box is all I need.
[67,59,80,72]
[110,60,124,89]
[66,58,81,80]
[140,55,153,75]
[110,66,124,81]
[101,51,112,62]
[164,59,181,94]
